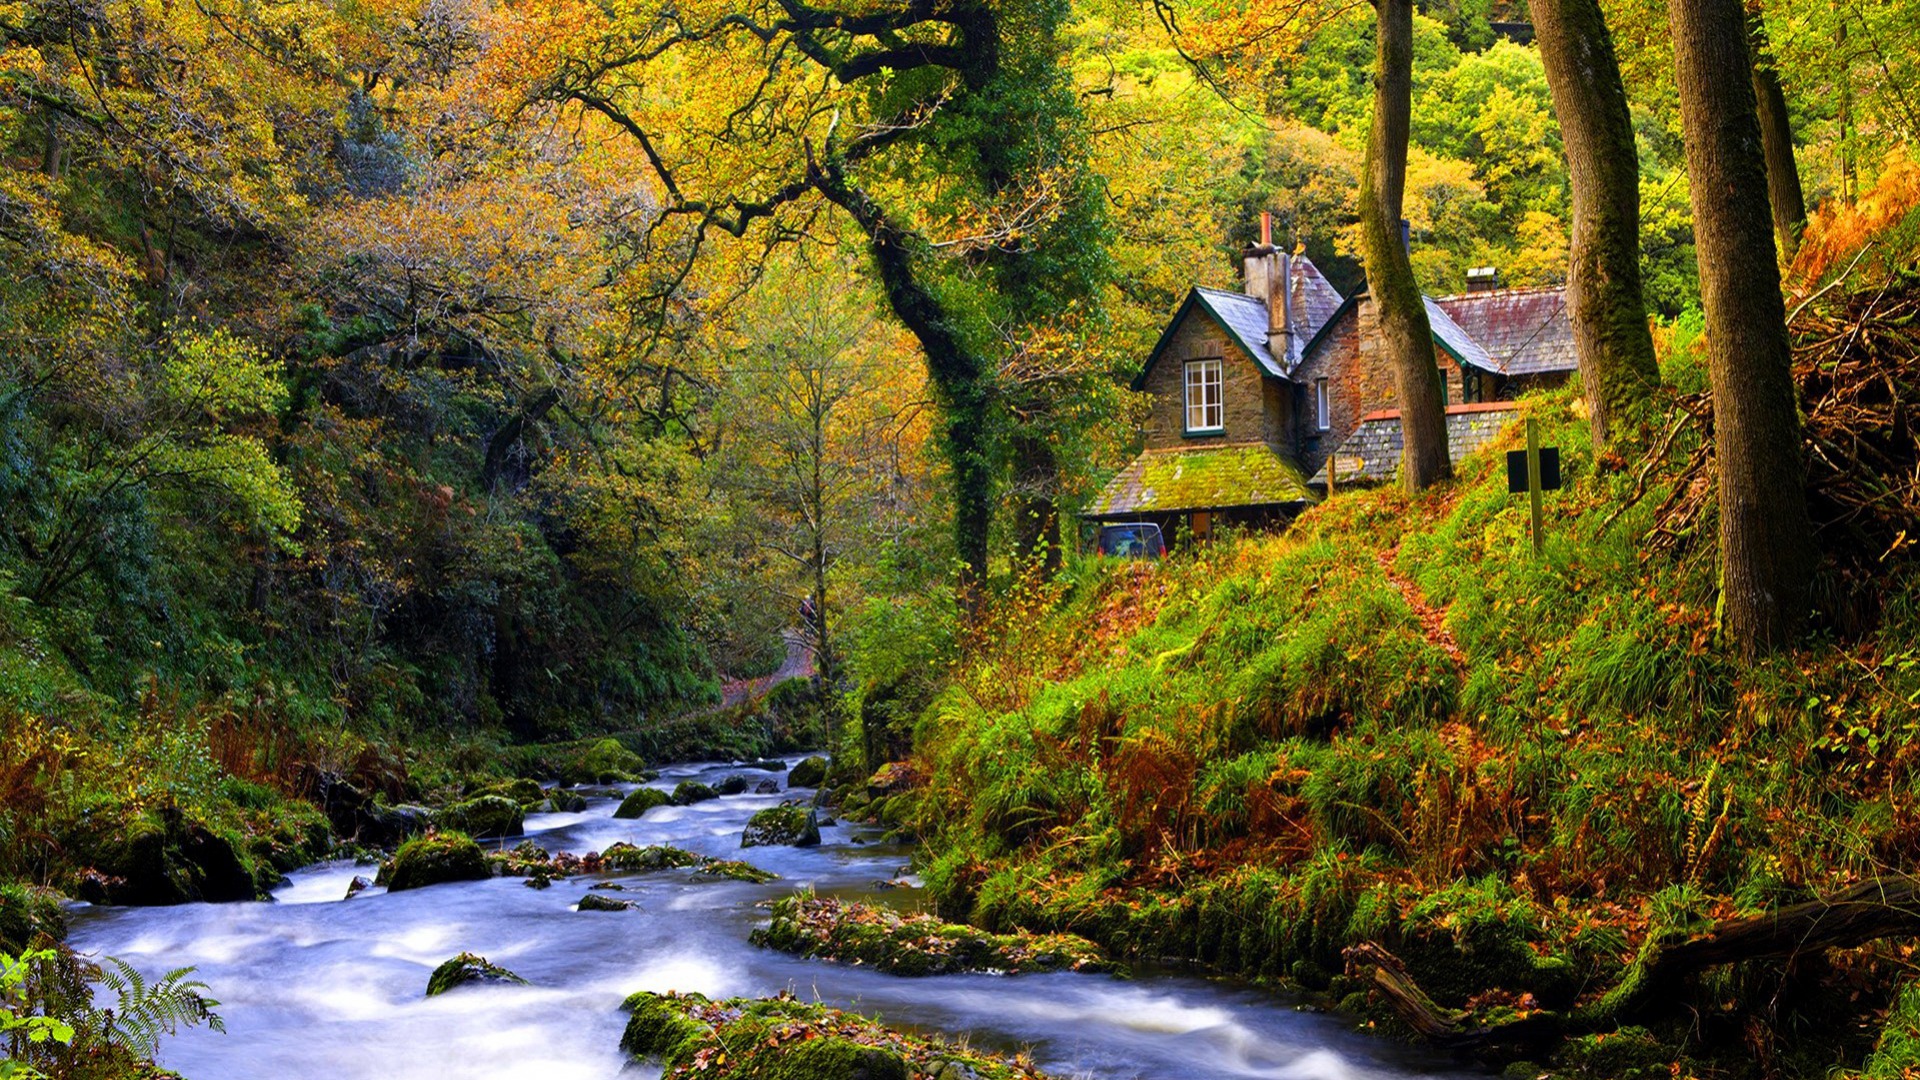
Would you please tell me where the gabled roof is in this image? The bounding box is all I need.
[1434,287,1576,376]
[1086,443,1315,517]
[1132,257,1346,389]
[1296,286,1500,374]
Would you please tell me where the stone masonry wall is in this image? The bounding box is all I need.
[1291,297,1464,479]
[1142,310,1292,452]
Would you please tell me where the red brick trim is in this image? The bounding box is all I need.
[1357,401,1523,423]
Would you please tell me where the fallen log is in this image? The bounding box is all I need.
[1346,875,1920,1060]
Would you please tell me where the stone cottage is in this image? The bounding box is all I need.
[1085,221,1579,539]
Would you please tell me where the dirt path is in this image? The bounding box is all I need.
[1374,549,1467,668]
[718,630,815,709]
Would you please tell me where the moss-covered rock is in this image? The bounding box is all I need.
[613,788,672,819]
[425,952,528,996]
[547,791,588,813]
[387,833,492,892]
[742,803,820,848]
[72,808,264,905]
[618,991,1048,1079]
[578,893,635,912]
[599,843,778,883]
[0,883,68,950]
[715,775,750,796]
[672,781,719,806]
[1558,1027,1672,1080]
[561,738,650,785]
[474,778,547,808]
[787,756,829,788]
[435,795,525,840]
[751,895,1117,976]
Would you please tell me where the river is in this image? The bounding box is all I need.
[67,757,1473,1080]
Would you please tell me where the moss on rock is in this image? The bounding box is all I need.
[578,893,636,911]
[742,803,820,848]
[387,832,492,891]
[787,756,829,788]
[672,781,719,806]
[613,788,672,819]
[0,883,67,950]
[751,895,1117,976]
[600,842,778,883]
[618,991,1048,1079]
[564,738,650,785]
[435,795,525,840]
[715,775,750,796]
[425,952,528,996]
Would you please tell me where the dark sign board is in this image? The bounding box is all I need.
[1506,447,1561,493]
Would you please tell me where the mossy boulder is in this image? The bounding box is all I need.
[475,778,546,808]
[672,781,719,806]
[742,803,820,848]
[751,895,1117,976]
[387,833,492,892]
[715,775,750,796]
[619,991,1044,1079]
[0,883,68,950]
[578,893,636,912]
[425,952,528,996]
[547,791,588,813]
[561,738,650,785]
[73,808,263,906]
[787,756,829,788]
[435,795,525,840]
[601,842,704,872]
[1558,1027,1672,1080]
[613,788,672,819]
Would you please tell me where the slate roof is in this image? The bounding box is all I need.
[1136,257,1346,387]
[1086,444,1315,517]
[1308,403,1525,485]
[1423,296,1497,372]
[1434,287,1576,376]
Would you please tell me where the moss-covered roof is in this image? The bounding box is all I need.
[1086,444,1315,517]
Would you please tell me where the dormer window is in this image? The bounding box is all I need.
[1184,359,1223,433]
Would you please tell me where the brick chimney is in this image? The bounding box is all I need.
[1467,266,1501,292]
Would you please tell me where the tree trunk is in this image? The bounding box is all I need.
[1530,0,1662,448]
[1009,432,1061,578]
[1749,17,1808,260]
[1670,0,1814,654]
[1360,0,1450,490]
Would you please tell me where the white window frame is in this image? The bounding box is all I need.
[1314,378,1330,431]
[1184,359,1223,434]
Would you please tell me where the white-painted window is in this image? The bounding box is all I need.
[1314,378,1330,431]
[1184,359,1223,433]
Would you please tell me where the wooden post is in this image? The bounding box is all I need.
[1527,418,1544,553]
[1327,454,1337,498]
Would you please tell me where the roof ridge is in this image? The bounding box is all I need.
[1433,285,1567,301]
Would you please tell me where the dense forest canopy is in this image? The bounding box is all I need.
[4,0,1920,1073]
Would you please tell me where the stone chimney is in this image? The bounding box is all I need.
[1466,266,1501,292]
[1243,213,1294,365]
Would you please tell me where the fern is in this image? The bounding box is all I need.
[93,957,224,1060]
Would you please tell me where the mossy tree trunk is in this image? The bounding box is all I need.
[1670,0,1814,654]
[1360,0,1450,490]
[1749,16,1808,261]
[1531,0,1662,448]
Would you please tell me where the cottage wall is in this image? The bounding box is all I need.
[1291,297,1467,478]
[1141,310,1293,452]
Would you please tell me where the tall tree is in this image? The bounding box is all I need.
[1530,0,1662,447]
[1748,15,1808,259]
[1358,0,1450,489]
[1669,0,1815,653]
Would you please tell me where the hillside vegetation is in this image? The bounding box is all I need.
[883,281,1920,1078]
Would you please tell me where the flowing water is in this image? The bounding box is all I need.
[67,758,1472,1080]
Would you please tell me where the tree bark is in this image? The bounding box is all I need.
[1671,0,1814,653]
[1749,17,1808,260]
[1360,0,1450,490]
[1530,0,1662,448]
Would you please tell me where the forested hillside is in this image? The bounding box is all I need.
[2,0,1918,1077]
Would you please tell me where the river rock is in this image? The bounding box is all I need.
[742,803,820,848]
[386,833,491,892]
[560,739,649,785]
[363,803,435,847]
[578,893,635,912]
[425,952,528,996]
[714,775,750,796]
[344,876,372,899]
[547,791,588,813]
[787,756,829,788]
[754,778,781,794]
[435,795,525,840]
[613,788,671,819]
[72,808,262,906]
[474,777,545,808]
[671,781,719,806]
[741,759,789,772]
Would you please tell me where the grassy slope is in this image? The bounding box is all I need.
[903,375,1920,1077]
